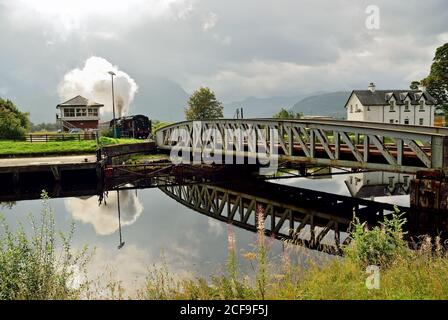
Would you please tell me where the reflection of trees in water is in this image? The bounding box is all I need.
[0,201,16,210]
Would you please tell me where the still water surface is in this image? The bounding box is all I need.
[0,170,411,290]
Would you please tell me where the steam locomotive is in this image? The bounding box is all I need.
[100,114,151,139]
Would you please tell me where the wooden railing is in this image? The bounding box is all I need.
[22,132,99,143]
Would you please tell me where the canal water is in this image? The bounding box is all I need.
[0,169,414,292]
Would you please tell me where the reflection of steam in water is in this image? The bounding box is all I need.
[65,190,143,235]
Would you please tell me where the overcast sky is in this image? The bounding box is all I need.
[0,0,447,122]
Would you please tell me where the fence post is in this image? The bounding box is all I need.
[78,134,81,142]
[46,134,48,142]
[30,134,32,143]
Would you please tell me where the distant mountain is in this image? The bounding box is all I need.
[132,77,189,122]
[290,91,350,118]
[224,95,305,118]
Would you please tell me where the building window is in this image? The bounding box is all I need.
[349,105,353,113]
[88,108,98,117]
[76,108,87,117]
[419,100,425,111]
[404,101,410,112]
[419,118,424,125]
[63,108,75,117]
[404,118,409,125]
[367,106,370,111]
[389,101,395,112]
[388,177,394,188]
[403,176,409,187]
[389,119,394,124]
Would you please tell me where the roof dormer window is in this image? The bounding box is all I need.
[419,100,424,111]
[404,100,410,112]
[389,100,395,112]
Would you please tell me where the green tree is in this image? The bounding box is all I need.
[185,87,224,120]
[0,98,30,139]
[30,122,59,132]
[273,108,303,119]
[420,43,448,113]
[409,80,420,90]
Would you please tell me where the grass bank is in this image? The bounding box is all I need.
[0,137,142,157]
[1,196,448,300]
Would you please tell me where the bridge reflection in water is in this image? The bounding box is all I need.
[158,179,402,255]
[1,170,446,255]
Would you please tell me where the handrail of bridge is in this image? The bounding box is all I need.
[155,118,448,137]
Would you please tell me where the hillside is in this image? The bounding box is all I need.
[224,95,305,118]
[290,91,350,118]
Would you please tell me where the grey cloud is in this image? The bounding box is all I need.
[0,0,447,122]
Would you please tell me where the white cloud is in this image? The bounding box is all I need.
[203,11,218,31]
[1,0,447,120]
[3,0,196,39]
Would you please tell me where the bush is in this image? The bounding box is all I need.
[100,129,113,138]
[343,210,407,268]
[0,191,90,300]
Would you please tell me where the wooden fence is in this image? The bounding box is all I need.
[22,133,99,143]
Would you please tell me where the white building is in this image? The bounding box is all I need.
[56,95,104,132]
[345,83,437,126]
[345,171,412,199]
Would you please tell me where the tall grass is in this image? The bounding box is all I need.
[0,191,91,300]
[136,211,448,300]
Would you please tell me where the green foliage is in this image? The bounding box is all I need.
[344,211,407,268]
[185,87,224,121]
[0,98,30,139]
[30,122,59,133]
[420,43,448,117]
[0,137,140,156]
[152,120,172,133]
[98,136,141,146]
[0,191,90,300]
[410,80,420,90]
[100,129,113,138]
[273,108,303,119]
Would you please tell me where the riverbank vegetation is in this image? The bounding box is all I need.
[0,98,30,140]
[0,137,142,156]
[1,196,448,300]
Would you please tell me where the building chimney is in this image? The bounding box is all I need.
[368,82,376,92]
[418,84,426,92]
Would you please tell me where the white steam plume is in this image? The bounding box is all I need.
[65,190,143,235]
[58,56,138,117]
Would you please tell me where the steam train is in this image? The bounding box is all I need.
[100,114,151,139]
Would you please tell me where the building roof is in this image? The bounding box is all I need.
[56,95,104,108]
[347,90,437,107]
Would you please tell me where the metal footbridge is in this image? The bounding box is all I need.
[155,118,448,174]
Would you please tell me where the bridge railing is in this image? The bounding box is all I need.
[155,119,448,174]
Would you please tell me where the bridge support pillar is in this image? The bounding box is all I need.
[410,171,448,212]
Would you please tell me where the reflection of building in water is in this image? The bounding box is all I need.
[345,171,413,199]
